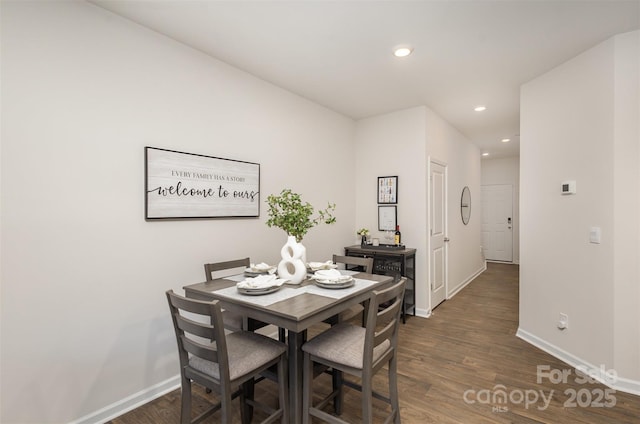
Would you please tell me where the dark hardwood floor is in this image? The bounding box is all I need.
[109,263,640,423]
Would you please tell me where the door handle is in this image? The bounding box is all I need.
[444,237,450,242]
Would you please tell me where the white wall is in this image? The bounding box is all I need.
[519,30,639,392]
[354,107,428,311]
[481,156,520,263]
[612,30,640,389]
[0,2,358,422]
[354,106,484,316]
[425,108,484,297]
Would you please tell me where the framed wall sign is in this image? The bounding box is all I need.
[378,205,397,231]
[145,147,260,219]
[377,176,398,204]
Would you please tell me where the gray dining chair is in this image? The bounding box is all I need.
[205,258,285,341]
[302,278,406,424]
[327,254,374,324]
[204,258,254,332]
[332,254,373,273]
[166,290,288,424]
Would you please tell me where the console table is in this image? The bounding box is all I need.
[343,245,416,322]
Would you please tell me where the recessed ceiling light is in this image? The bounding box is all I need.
[482,152,490,157]
[393,46,413,57]
[474,105,487,112]
[501,138,510,143]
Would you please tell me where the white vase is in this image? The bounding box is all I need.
[277,235,307,284]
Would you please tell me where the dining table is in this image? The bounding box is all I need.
[183,268,394,424]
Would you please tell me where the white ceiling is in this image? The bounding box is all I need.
[89,0,640,158]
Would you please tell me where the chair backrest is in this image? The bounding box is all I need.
[363,278,406,368]
[332,254,374,273]
[166,290,230,383]
[204,257,250,281]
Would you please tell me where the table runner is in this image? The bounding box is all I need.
[304,278,376,299]
[213,274,376,306]
[213,284,306,306]
[225,269,358,283]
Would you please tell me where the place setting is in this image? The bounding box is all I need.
[236,273,288,295]
[307,260,338,272]
[311,269,355,289]
[244,262,277,277]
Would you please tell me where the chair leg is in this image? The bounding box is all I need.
[278,354,288,424]
[389,356,401,424]
[240,381,254,424]
[332,369,343,414]
[278,327,286,342]
[302,353,312,424]
[362,374,373,424]
[221,386,233,424]
[180,377,192,424]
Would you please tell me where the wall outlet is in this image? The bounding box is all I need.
[558,313,569,330]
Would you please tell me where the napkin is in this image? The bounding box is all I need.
[308,260,337,271]
[313,269,351,283]
[237,274,286,289]
[250,262,276,273]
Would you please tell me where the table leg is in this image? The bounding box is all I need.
[287,329,306,424]
[333,368,344,414]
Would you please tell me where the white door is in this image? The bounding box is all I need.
[430,161,447,309]
[481,185,513,262]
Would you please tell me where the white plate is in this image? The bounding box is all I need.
[237,286,281,295]
[314,279,355,289]
[308,261,338,271]
[244,267,276,276]
[313,275,353,284]
[313,272,352,282]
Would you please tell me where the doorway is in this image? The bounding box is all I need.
[481,184,513,262]
[429,160,447,310]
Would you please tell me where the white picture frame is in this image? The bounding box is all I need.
[378,205,397,231]
[145,147,260,219]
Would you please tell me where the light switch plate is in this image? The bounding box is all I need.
[589,227,601,244]
[561,180,576,195]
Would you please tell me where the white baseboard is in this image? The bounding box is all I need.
[69,375,180,424]
[486,259,519,265]
[516,328,640,396]
[415,307,431,318]
[447,262,487,299]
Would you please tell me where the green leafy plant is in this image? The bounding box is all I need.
[266,189,336,242]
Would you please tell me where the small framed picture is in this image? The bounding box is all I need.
[377,176,398,204]
[378,205,397,231]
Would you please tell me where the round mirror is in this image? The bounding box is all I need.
[461,186,471,225]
